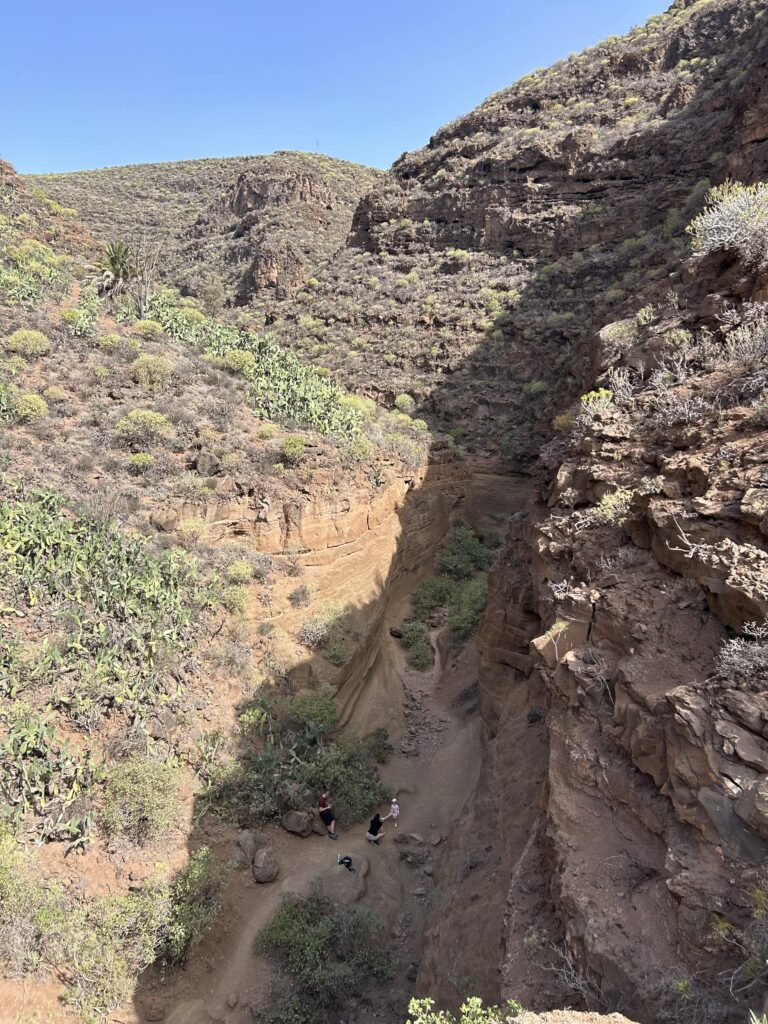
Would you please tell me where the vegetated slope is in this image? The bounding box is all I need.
[0,159,431,1021]
[246,0,766,457]
[27,152,385,305]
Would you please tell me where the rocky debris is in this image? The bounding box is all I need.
[280,810,314,837]
[231,829,268,867]
[251,846,279,884]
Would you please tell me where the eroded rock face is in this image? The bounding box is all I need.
[392,2,768,1020]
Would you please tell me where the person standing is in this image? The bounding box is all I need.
[390,797,400,828]
[319,791,337,840]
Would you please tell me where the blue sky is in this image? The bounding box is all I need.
[4,0,665,174]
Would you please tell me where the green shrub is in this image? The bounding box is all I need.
[297,603,341,648]
[161,847,231,965]
[407,996,523,1024]
[128,452,154,475]
[223,348,256,374]
[256,882,391,1023]
[579,388,613,413]
[399,621,434,671]
[4,329,50,359]
[99,754,180,846]
[115,409,172,449]
[221,585,247,614]
[282,435,306,464]
[42,384,68,403]
[0,823,66,974]
[61,286,100,338]
[413,576,457,621]
[439,525,494,581]
[131,318,165,341]
[447,578,489,640]
[98,332,121,351]
[12,391,48,424]
[226,559,253,584]
[522,379,548,397]
[394,392,416,414]
[131,354,174,391]
[210,689,388,827]
[63,887,168,1021]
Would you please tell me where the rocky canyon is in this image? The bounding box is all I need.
[2,1,768,1023]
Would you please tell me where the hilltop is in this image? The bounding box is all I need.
[28,152,385,304]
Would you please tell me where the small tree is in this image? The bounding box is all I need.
[98,240,134,300]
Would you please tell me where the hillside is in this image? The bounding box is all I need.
[4,1,768,1024]
[28,152,385,304]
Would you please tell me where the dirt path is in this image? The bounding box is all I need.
[130,598,485,1024]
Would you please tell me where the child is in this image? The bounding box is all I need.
[390,797,400,829]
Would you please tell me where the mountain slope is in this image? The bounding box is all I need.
[28,152,385,304]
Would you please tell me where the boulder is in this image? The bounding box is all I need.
[149,508,179,533]
[196,450,221,476]
[232,829,267,866]
[281,810,313,837]
[251,846,279,883]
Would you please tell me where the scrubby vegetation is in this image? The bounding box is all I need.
[407,997,523,1024]
[256,881,392,1023]
[29,152,385,307]
[207,688,389,826]
[0,823,65,974]
[0,484,216,734]
[0,824,229,1021]
[400,526,497,665]
[99,754,180,846]
[687,180,768,266]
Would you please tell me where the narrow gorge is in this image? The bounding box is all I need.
[3,1,768,1023]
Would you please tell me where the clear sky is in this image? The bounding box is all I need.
[3,0,666,174]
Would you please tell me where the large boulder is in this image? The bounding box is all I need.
[251,846,279,883]
[281,810,313,837]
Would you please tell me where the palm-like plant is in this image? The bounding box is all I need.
[98,240,134,298]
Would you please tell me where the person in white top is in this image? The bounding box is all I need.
[390,797,400,828]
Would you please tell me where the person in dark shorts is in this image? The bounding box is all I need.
[366,812,386,844]
[319,791,337,840]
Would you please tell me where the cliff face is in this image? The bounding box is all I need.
[311,0,768,1018]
